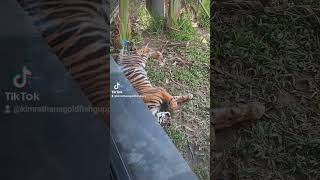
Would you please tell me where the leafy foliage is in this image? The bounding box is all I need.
[168,12,196,41]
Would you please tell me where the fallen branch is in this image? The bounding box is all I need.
[166,42,189,47]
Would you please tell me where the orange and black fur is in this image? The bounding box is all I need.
[117,46,193,126]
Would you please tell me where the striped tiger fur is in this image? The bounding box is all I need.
[17,0,109,126]
[116,46,193,126]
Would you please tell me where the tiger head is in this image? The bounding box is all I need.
[136,47,151,56]
[136,46,165,65]
[156,111,171,127]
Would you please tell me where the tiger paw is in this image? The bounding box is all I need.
[175,93,193,104]
[187,93,193,100]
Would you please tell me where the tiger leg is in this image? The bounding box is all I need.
[141,87,178,111]
[173,93,193,104]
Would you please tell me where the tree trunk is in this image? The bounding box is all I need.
[166,0,181,30]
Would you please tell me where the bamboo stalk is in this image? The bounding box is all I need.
[119,0,129,44]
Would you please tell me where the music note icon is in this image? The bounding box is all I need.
[114,82,120,90]
[13,66,32,88]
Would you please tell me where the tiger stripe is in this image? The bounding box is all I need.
[17,0,109,125]
[117,48,188,116]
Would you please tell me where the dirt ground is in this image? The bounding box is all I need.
[211,0,320,179]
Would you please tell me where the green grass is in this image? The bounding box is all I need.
[168,12,196,41]
[194,166,208,180]
[184,38,210,64]
[146,39,209,88]
[149,16,165,34]
[136,6,151,30]
[174,67,206,86]
[136,6,165,34]
[212,1,320,179]
[145,60,167,83]
[165,125,188,149]
[198,0,210,29]
[131,33,144,47]
[136,1,196,41]
[133,3,210,179]
[145,34,210,179]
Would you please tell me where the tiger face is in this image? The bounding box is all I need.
[156,111,171,127]
[136,47,151,56]
[136,47,165,65]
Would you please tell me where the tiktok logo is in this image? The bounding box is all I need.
[3,66,40,104]
[114,82,120,90]
[13,66,32,89]
[112,82,123,95]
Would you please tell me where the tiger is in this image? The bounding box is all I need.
[116,46,193,126]
[17,0,110,126]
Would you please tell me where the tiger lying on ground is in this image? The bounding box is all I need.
[115,46,193,126]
